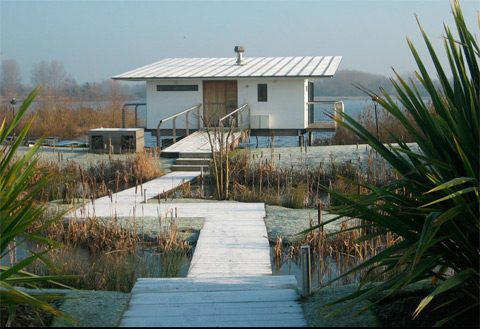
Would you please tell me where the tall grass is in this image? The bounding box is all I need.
[26,208,192,293]
[206,149,396,209]
[0,83,140,140]
[30,150,163,203]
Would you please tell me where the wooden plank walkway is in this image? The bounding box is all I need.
[72,171,307,327]
[71,171,200,219]
[117,200,306,327]
[120,276,305,327]
[161,130,244,156]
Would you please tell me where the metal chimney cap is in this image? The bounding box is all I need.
[234,46,245,53]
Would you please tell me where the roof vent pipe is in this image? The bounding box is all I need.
[234,46,245,66]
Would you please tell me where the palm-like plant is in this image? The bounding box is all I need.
[308,1,479,325]
[1,85,77,326]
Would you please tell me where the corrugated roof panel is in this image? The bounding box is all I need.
[285,56,314,76]
[224,57,269,77]
[196,58,239,77]
[323,56,342,76]
[182,57,231,77]
[270,57,305,76]
[261,57,295,77]
[310,56,333,76]
[146,57,201,78]
[237,57,274,76]
[297,56,324,76]
[164,57,219,77]
[253,57,286,76]
[114,58,172,79]
[112,55,342,79]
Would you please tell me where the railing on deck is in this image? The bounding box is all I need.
[122,102,147,128]
[306,100,344,129]
[218,104,250,146]
[156,104,202,150]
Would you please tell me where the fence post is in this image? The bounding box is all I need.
[144,189,147,204]
[301,245,311,297]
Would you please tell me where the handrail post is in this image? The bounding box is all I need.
[186,112,189,136]
[122,104,126,128]
[173,117,176,144]
[157,120,163,151]
[134,105,138,127]
[197,105,201,130]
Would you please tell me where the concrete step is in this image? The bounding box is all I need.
[171,164,209,172]
[175,158,211,166]
[178,152,213,159]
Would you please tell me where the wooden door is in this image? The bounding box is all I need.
[203,80,238,126]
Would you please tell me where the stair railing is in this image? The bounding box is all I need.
[156,104,202,150]
[218,104,250,148]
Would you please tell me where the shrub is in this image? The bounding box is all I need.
[308,1,479,326]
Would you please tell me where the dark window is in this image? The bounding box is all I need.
[91,136,103,150]
[157,85,198,91]
[121,135,135,151]
[257,84,267,102]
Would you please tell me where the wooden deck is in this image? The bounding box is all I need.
[120,276,305,327]
[116,201,306,327]
[161,130,244,157]
[306,121,336,131]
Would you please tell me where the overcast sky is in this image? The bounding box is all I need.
[1,0,478,84]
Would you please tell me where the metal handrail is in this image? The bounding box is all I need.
[156,104,202,150]
[122,102,146,128]
[218,104,250,129]
[306,100,344,129]
[218,104,250,146]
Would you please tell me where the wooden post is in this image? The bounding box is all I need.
[309,131,313,146]
[144,189,147,204]
[318,202,323,234]
[301,246,311,297]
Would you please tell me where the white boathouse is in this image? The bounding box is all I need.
[113,47,343,149]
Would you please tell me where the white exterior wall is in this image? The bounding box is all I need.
[146,78,308,130]
[146,79,203,130]
[237,78,308,129]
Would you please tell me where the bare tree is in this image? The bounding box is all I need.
[0,59,22,95]
[31,60,68,93]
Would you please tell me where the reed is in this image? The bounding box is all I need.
[206,148,395,209]
[26,203,191,292]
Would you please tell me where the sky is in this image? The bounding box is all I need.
[1,0,478,84]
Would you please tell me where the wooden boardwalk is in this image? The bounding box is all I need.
[117,200,306,327]
[72,171,306,327]
[71,171,201,219]
[161,130,244,157]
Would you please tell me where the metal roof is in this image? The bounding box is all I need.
[112,56,342,80]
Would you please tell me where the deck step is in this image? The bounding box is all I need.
[172,164,209,172]
[175,158,211,166]
[178,152,213,159]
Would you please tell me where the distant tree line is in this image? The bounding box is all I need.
[0,58,145,101]
[1,59,438,100]
[314,69,438,97]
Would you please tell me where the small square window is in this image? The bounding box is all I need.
[258,84,267,102]
[91,136,103,150]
